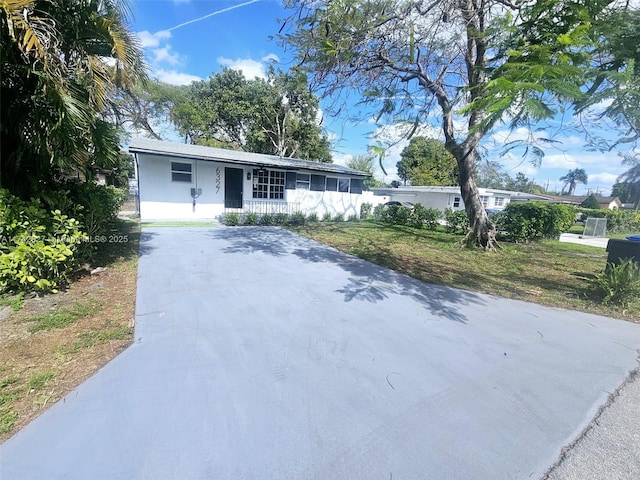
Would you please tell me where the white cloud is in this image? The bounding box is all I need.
[152,45,180,65]
[136,30,171,48]
[588,172,619,187]
[153,68,201,86]
[217,54,279,79]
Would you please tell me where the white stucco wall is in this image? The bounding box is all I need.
[138,154,229,220]
[137,154,366,221]
[378,189,512,212]
[287,188,362,218]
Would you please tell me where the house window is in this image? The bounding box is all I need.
[481,195,489,208]
[296,173,310,190]
[350,179,364,194]
[326,177,338,191]
[453,196,461,208]
[311,175,326,191]
[494,196,505,207]
[171,161,192,183]
[253,169,285,199]
[338,178,350,193]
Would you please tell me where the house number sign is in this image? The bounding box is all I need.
[215,167,221,194]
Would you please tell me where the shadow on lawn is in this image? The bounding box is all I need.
[214,226,485,324]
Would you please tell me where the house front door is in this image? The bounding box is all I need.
[224,167,244,208]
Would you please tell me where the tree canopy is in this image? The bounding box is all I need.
[560,168,589,196]
[169,67,332,162]
[396,137,458,186]
[345,154,385,188]
[617,153,640,209]
[281,0,638,248]
[1,0,145,197]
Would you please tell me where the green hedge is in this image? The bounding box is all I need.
[374,203,441,230]
[497,202,576,242]
[577,208,640,233]
[0,190,87,292]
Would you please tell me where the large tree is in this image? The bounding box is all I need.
[560,168,588,196]
[396,137,457,186]
[1,0,145,197]
[281,0,632,248]
[171,67,332,161]
[345,154,385,188]
[617,153,640,209]
[475,160,511,190]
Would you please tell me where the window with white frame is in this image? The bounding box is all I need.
[171,161,192,183]
[338,178,350,192]
[253,169,285,199]
[494,196,505,207]
[326,177,338,191]
[453,196,461,208]
[481,195,489,208]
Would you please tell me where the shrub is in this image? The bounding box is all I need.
[373,204,386,219]
[497,202,576,242]
[347,214,359,222]
[59,182,127,237]
[0,203,86,293]
[222,213,240,226]
[243,212,258,225]
[290,211,306,226]
[408,204,441,229]
[387,205,412,225]
[260,213,274,226]
[307,212,319,223]
[274,213,289,225]
[580,194,601,210]
[333,213,345,222]
[360,202,372,219]
[444,208,469,234]
[593,258,640,307]
[576,208,640,233]
[322,212,332,222]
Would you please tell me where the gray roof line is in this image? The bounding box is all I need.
[128,138,369,177]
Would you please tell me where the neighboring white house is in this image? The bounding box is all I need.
[371,186,543,212]
[129,138,370,221]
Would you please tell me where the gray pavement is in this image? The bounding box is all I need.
[2,226,640,480]
[545,371,640,480]
[559,233,610,248]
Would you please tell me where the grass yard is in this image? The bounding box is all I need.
[0,220,139,442]
[289,221,640,322]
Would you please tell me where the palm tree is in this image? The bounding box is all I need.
[618,153,640,210]
[560,168,588,196]
[1,0,145,196]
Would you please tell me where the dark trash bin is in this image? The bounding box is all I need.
[606,239,640,265]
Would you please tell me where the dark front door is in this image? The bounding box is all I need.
[225,168,244,208]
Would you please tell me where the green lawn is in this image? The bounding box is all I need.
[289,221,639,322]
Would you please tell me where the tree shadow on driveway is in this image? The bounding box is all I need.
[213,227,485,324]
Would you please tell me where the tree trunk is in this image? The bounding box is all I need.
[454,144,498,250]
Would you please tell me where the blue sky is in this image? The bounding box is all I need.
[128,0,633,196]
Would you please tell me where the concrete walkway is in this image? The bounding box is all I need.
[559,233,610,248]
[2,227,640,479]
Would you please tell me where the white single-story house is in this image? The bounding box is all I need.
[128,138,370,221]
[370,186,546,212]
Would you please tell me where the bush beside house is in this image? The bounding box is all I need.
[496,202,576,243]
[0,185,127,293]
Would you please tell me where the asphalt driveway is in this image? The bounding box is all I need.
[2,226,640,479]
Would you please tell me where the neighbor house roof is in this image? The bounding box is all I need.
[372,185,548,199]
[129,138,369,177]
[535,194,622,208]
